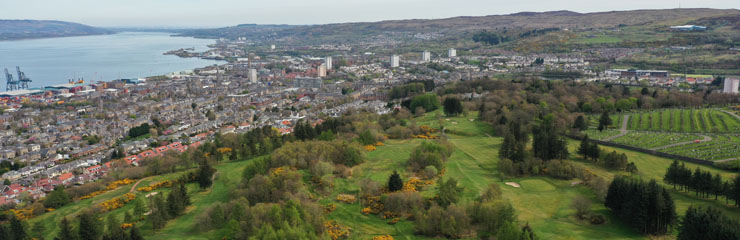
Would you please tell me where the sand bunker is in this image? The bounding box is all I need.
[505,182,521,188]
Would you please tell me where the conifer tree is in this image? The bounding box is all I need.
[104,215,127,240]
[388,171,403,192]
[129,225,144,240]
[9,213,27,240]
[573,115,588,131]
[78,211,101,240]
[598,111,612,131]
[197,159,215,189]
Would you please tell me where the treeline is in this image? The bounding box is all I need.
[664,160,740,206]
[678,206,740,240]
[390,82,426,99]
[150,181,191,230]
[441,78,740,137]
[292,118,346,141]
[578,135,638,173]
[541,70,583,79]
[0,207,147,240]
[605,177,676,235]
[519,28,560,38]
[472,31,511,45]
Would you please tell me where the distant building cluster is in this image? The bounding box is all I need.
[669,25,707,31]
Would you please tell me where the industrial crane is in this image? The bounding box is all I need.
[16,66,31,89]
[4,68,19,91]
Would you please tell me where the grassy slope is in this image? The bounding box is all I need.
[327,111,642,240]
[30,110,740,240]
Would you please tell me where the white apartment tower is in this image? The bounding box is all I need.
[270,45,276,50]
[422,51,431,62]
[724,78,740,94]
[448,48,457,58]
[249,69,258,83]
[325,56,333,69]
[318,64,327,77]
[391,55,400,68]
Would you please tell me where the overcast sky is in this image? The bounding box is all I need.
[3,0,738,28]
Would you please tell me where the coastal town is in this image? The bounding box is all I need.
[3,3,740,239]
[1,31,739,206]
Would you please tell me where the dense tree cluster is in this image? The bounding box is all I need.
[407,140,454,172]
[519,28,560,38]
[293,118,346,141]
[149,181,190,231]
[44,185,71,209]
[408,93,441,114]
[40,211,144,240]
[390,82,427,99]
[472,31,511,45]
[577,135,600,161]
[499,122,528,163]
[605,177,676,235]
[532,115,569,161]
[572,115,588,131]
[678,206,740,240]
[443,97,464,116]
[578,136,637,173]
[127,123,151,138]
[664,160,738,205]
[445,78,740,138]
[436,178,464,207]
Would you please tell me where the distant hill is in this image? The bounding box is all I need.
[177,24,298,41]
[0,20,113,40]
[180,8,740,44]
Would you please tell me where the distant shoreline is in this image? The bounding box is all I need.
[0,31,222,92]
[0,32,116,42]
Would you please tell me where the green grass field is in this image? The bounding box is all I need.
[26,110,740,239]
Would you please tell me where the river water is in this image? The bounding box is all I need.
[0,32,223,90]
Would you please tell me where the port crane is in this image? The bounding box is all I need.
[16,66,31,89]
[4,68,19,91]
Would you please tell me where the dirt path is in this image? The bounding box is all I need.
[721,110,740,121]
[715,157,739,163]
[603,115,630,141]
[129,177,151,193]
[649,135,712,151]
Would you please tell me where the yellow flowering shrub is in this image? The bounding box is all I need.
[373,235,394,240]
[364,145,376,151]
[137,180,172,192]
[325,221,350,240]
[100,193,136,211]
[360,195,383,215]
[323,203,337,213]
[335,194,356,204]
[106,179,135,190]
[402,177,432,192]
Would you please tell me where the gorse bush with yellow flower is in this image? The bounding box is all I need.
[325,220,351,240]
